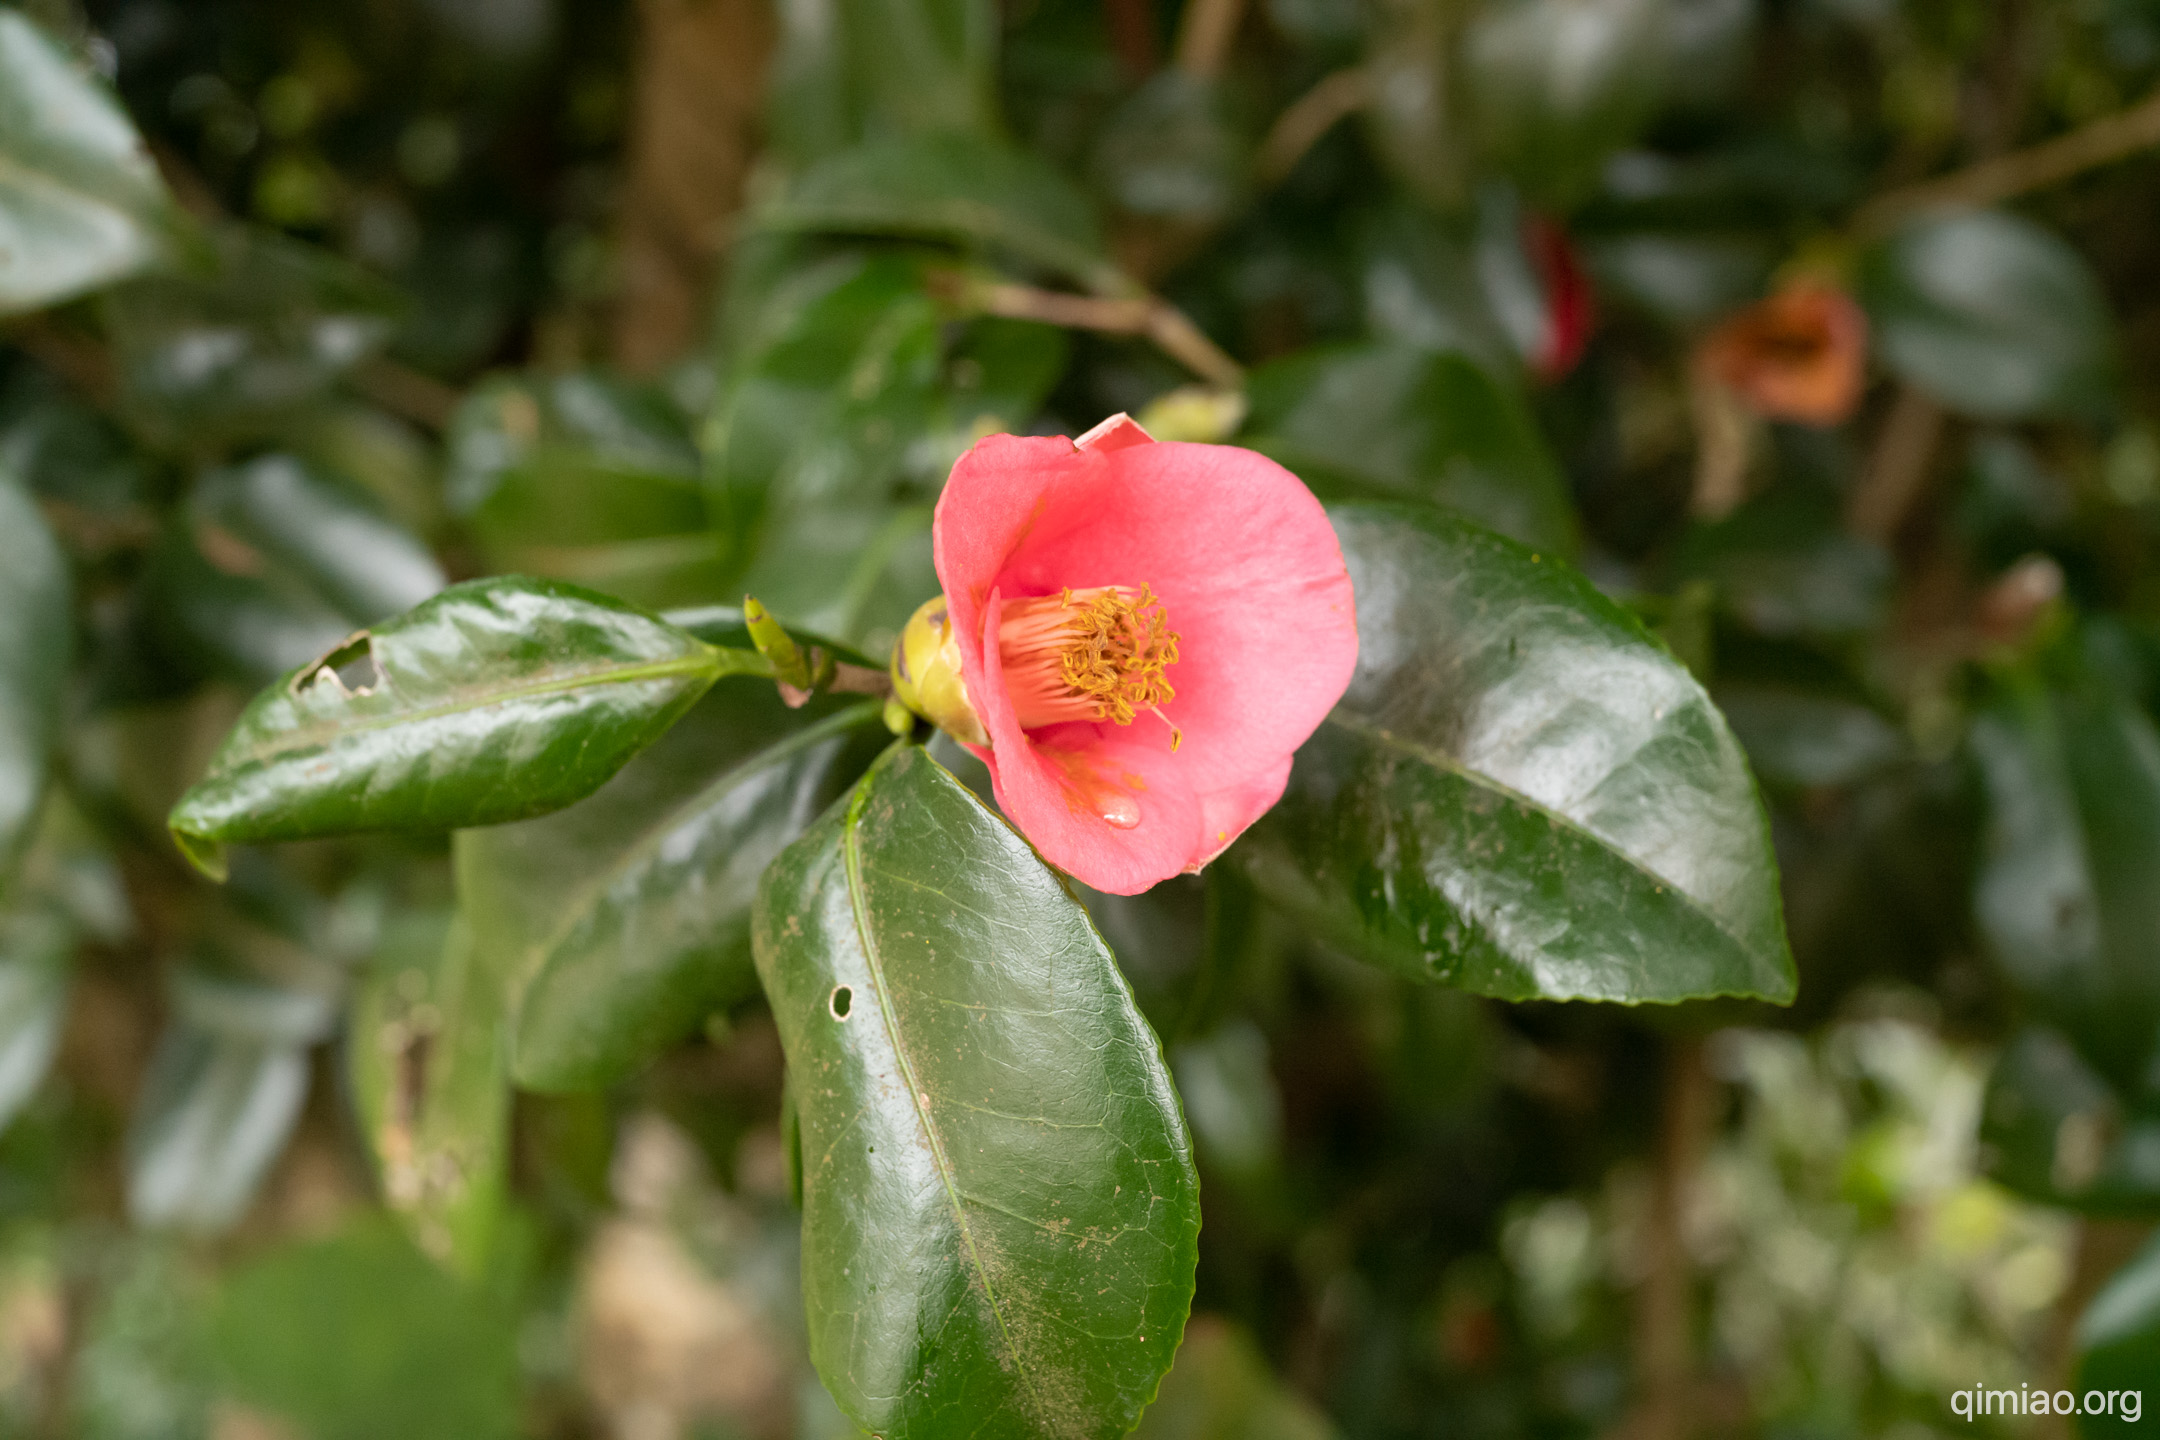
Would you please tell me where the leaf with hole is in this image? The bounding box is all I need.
[0,9,178,313]
[753,743,1200,1439]
[1238,502,1793,1004]
[350,910,511,1273]
[167,576,753,877]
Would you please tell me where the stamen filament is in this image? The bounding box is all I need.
[1000,585,1181,736]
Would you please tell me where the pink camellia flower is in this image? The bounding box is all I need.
[891,414,1358,895]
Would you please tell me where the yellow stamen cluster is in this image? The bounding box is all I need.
[1001,586,1181,742]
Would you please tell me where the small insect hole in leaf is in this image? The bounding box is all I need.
[295,631,381,697]
[829,985,853,1020]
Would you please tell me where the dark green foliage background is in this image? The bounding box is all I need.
[7,0,2160,1435]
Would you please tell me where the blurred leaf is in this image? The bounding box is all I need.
[104,225,401,450]
[449,370,722,609]
[476,686,887,1092]
[1171,1021,1284,1179]
[167,578,747,874]
[146,455,445,687]
[0,904,71,1135]
[0,9,177,314]
[142,519,355,689]
[1131,1317,1338,1440]
[212,1220,520,1440]
[125,966,335,1231]
[1357,203,1516,371]
[0,378,154,516]
[762,134,1118,293]
[1678,491,1892,639]
[1240,502,1794,1004]
[2075,1231,2160,1421]
[1716,683,1905,789]
[1093,73,1248,227]
[350,911,511,1272]
[193,453,444,623]
[768,0,999,167]
[1586,231,1775,329]
[753,743,1200,1439]
[71,1242,218,1440]
[1244,342,1578,553]
[1860,209,2115,421]
[1971,673,2160,1088]
[712,252,1064,645]
[1981,1026,2160,1212]
[1463,0,1673,205]
[0,473,69,879]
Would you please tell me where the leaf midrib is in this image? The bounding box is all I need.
[206,647,755,775]
[839,750,1042,1415]
[1325,708,1765,969]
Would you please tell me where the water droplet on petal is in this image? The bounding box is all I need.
[1099,792,1141,829]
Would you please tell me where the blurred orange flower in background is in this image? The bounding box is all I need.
[1696,284,1869,425]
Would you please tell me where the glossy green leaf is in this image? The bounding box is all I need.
[1860,209,2115,421]
[753,743,1200,1438]
[167,577,746,874]
[104,224,401,449]
[448,371,723,610]
[126,967,336,1231]
[0,9,177,313]
[768,0,999,167]
[212,1220,520,1440]
[0,903,71,1134]
[1244,343,1577,553]
[762,133,1119,294]
[0,473,70,878]
[1970,675,2160,1089]
[350,911,511,1273]
[1239,502,1794,1004]
[2074,1231,2160,1424]
[472,686,887,1092]
[1131,1318,1338,1440]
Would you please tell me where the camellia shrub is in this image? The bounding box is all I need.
[7,0,2160,1435]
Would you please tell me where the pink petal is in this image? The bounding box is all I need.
[932,427,1358,894]
[1189,756,1295,872]
[988,441,1357,792]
